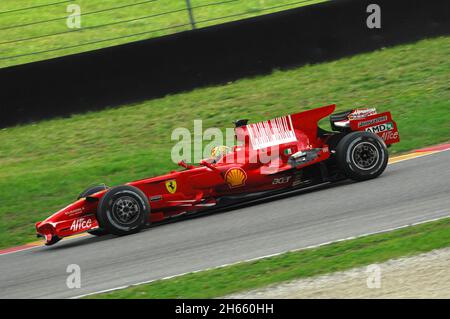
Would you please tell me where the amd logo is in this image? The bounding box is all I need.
[365,122,393,134]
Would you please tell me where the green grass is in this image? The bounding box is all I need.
[0,36,449,248]
[0,0,326,68]
[89,216,450,298]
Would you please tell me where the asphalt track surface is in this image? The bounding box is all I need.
[1,150,449,298]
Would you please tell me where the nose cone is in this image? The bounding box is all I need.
[35,198,96,245]
[35,219,60,245]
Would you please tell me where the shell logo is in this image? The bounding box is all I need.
[225,168,247,188]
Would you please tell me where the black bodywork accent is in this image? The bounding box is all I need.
[234,119,249,128]
[330,109,353,132]
[77,184,109,200]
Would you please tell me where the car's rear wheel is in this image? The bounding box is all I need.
[336,131,388,181]
[97,185,150,236]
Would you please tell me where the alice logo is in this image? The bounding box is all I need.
[225,168,247,188]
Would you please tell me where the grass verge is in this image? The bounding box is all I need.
[0,36,449,248]
[89,216,450,298]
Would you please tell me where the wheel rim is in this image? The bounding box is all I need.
[111,196,141,225]
[351,141,379,170]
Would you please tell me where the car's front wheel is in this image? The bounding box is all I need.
[97,185,150,236]
[336,131,388,181]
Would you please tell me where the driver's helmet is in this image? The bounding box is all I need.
[211,145,231,161]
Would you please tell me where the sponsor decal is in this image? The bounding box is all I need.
[247,115,297,150]
[348,108,377,119]
[272,176,292,185]
[365,122,394,134]
[165,180,177,194]
[358,115,388,128]
[70,218,92,232]
[65,207,84,216]
[292,171,303,187]
[225,168,247,188]
[381,131,399,141]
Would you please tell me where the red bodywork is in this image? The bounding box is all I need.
[36,104,399,245]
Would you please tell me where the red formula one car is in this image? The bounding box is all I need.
[36,104,399,245]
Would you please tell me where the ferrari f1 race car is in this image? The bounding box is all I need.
[36,104,400,245]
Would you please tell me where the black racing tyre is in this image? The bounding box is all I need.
[77,184,109,200]
[96,185,150,236]
[336,131,388,181]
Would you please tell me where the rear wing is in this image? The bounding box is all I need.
[350,111,400,145]
[331,108,400,145]
[235,104,336,150]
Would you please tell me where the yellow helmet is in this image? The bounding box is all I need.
[211,145,230,159]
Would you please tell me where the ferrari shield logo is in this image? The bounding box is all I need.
[165,180,177,194]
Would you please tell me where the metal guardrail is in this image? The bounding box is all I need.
[0,0,318,61]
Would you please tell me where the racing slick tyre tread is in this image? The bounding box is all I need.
[336,131,388,181]
[97,185,150,236]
